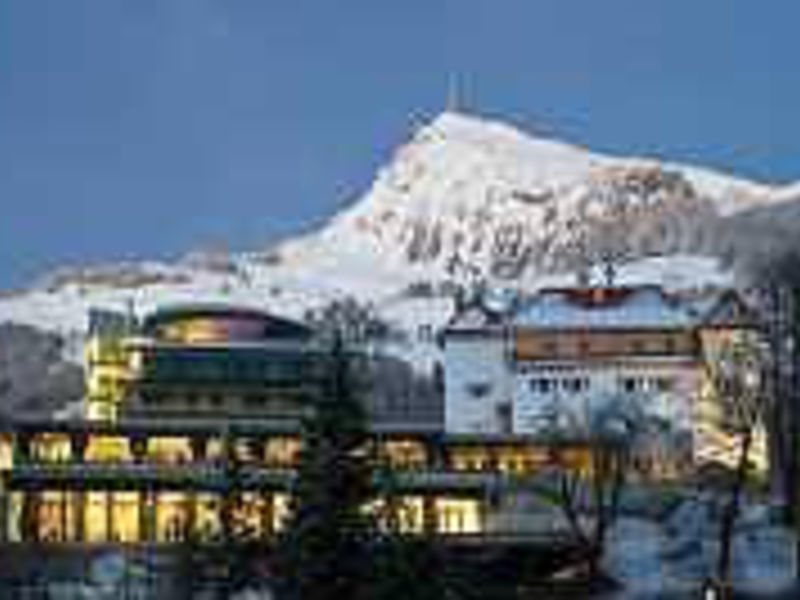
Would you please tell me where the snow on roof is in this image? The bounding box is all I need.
[444,286,519,333]
[514,286,695,330]
[446,306,505,332]
[696,289,760,329]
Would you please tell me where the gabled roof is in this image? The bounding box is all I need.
[445,306,506,334]
[698,289,760,329]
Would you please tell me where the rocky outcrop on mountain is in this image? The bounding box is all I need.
[715,193,800,281]
[313,111,782,287]
[37,262,192,294]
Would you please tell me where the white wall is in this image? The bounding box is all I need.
[513,360,700,437]
[444,334,511,433]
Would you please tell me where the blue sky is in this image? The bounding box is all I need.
[0,0,797,288]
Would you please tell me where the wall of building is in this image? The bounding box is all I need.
[513,360,700,436]
[444,334,513,434]
[514,329,697,361]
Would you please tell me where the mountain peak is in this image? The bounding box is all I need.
[312,110,792,288]
[424,109,572,150]
[414,110,601,183]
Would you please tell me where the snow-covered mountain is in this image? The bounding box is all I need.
[1,110,796,344]
[284,111,785,286]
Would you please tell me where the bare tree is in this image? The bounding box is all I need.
[537,396,644,581]
[708,336,766,596]
[742,245,800,583]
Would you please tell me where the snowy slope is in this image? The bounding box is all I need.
[0,110,794,346]
[280,111,786,290]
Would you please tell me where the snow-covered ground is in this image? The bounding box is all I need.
[604,496,796,597]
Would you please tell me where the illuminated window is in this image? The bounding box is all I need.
[384,440,427,470]
[110,492,139,542]
[264,437,301,468]
[85,492,110,542]
[31,434,72,463]
[273,494,291,532]
[156,492,188,542]
[436,498,481,534]
[233,493,268,539]
[85,436,131,463]
[365,496,424,534]
[451,448,490,472]
[0,435,13,470]
[196,494,221,541]
[206,438,225,462]
[148,437,192,464]
[37,491,77,542]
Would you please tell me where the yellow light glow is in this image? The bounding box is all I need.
[273,493,291,532]
[0,435,14,470]
[196,493,222,541]
[85,492,110,542]
[85,436,131,463]
[37,491,76,542]
[110,492,139,542]
[384,440,427,470]
[264,437,301,468]
[148,437,192,464]
[31,434,72,463]
[451,448,490,472]
[436,498,481,534]
[156,492,187,542]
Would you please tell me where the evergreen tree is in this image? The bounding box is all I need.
[273,334,375,600]
[367,455,450,600]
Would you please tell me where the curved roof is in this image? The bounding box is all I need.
[141,303,312,340]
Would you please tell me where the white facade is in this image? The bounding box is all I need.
[442,285,761,474]
[443,332,513,433]
[443,286,717,438]
[512,359,700,436]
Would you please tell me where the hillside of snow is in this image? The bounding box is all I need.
[287,111,790,287]
[0,110,796,354]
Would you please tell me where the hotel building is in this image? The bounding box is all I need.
[0,286,760,546]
